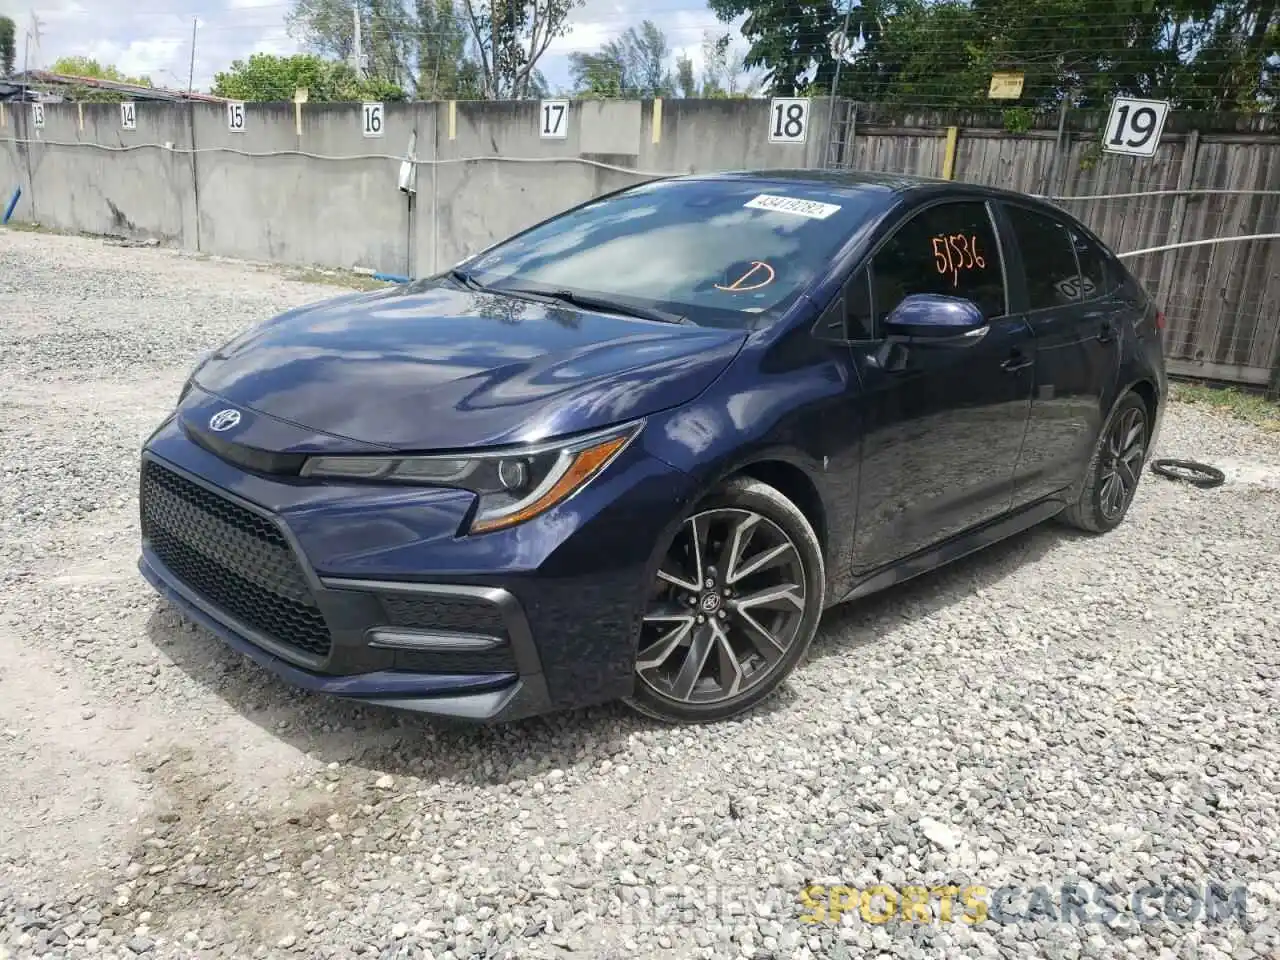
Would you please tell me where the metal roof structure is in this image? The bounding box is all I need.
[1,71,229,103]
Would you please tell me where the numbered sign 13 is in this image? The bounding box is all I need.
[769,98,810,144]
[121,102,137,131]
[540,100,569,140]
[1103,97,1169,158]
[362,102,384,138]
[227,101,246,133]
[31,102,45,129]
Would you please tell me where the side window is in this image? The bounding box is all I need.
[846,267,874,340]
[1004,205,1082,310]
[1066,225,1111,301]
[869,201,1006,327]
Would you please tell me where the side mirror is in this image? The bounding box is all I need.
[883,293,987,342]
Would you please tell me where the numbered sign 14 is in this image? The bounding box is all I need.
[226,101,246,133]
[769,98,810,144]
[31,102,45,129]
[121,102,137,131]
[362,102,384,138]
[540,100,569,140]
[1103,97,1169,158]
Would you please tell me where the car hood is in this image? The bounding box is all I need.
[190,282,747,451]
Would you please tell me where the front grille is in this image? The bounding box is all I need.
[140,460,333,659]
[382,595,508,637]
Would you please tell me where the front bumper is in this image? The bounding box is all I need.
[136,416,697,722]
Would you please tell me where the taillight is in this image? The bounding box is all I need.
[1155,309,1166,331]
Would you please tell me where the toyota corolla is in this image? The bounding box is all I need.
[138,170,1167,724]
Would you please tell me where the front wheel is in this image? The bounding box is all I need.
[1058,390,1150,534]
[624,476,826,725]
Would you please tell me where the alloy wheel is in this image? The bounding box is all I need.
[1099,405,1147,521]
[636,508,808,705]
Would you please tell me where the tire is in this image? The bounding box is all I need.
[624,476,826,725]
[1058,390,1151,534]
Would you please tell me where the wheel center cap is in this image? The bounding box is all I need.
[700,593,722,614]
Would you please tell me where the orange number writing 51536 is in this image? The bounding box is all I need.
[931,234,987,287]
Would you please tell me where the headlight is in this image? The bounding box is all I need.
[300,420,643,534]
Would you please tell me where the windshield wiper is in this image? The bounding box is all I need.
[505,287,690,325]
[449,268,488,292]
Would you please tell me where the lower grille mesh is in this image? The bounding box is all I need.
[140,460,332,659]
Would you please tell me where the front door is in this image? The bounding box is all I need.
[848,199,1036,574]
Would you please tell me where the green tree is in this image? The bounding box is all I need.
[710,0,1278,111]
[287,0,418,92]
[461,0,584,98]
[417,0,481,97]
[49,56,152,86]
[0,16,16,78]
[211,53,407,101]
[569,20,676,97]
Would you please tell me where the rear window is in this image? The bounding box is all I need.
[463,179,887,328]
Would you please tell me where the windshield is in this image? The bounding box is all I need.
[459,178,885,328]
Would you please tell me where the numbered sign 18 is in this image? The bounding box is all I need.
[226,100,246,133]
[539,100,569,140]
[121,102,137,131]
[31,102,45,129]
[362,102,384,138]
[1103,97,1169,158]
[769,97,810,144]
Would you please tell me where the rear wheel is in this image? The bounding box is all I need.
[1059,391,1150,533]
[625,477,825,724]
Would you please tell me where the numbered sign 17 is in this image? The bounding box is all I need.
[227,101,246,133]
[769,98,810,144]
[1103,97,1169,158]
[31,102,45,129]
[539,100,569,140]
[121,102,137,131]
[362,102,384,138]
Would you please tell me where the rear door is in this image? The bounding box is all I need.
[999,202,1122,505]
[847,198,1036,574]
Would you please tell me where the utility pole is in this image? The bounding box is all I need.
[187,17,197,93]
[352,0,363,79]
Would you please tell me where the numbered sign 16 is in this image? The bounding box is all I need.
[769,97,810,144]
[121,102,137,131]
[362,102,384,138]
[1103,97,1169,158]
[226,100,246,133]
[31,102,45,129]
[539,100,569,140]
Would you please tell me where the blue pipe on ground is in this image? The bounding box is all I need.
[2,188,21,225]
[373,272,411,284]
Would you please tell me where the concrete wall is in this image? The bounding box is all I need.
[0,96,840,277]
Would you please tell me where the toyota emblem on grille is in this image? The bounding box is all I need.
[209,408,242,432]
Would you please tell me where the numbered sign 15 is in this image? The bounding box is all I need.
[121,102,137,131]
[31,102,45,129]
[1103,97,1169,158]
[769,98,810,144]
[226,100,246,133]
[539,100,569,140]
[362,102,384,138]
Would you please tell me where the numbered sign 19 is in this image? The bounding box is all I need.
[121,102,137,131]
[362,102,384,138]
[769,97,810,144]
[226,100,246,133]
[31,102,45,129]
[1103,97,1169,158]
[539,100,569,140]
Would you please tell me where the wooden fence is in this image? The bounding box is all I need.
[825,102,1280,391]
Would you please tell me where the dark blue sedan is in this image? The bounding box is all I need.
[138,170,1167,725]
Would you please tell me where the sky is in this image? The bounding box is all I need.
[0,0,740,94]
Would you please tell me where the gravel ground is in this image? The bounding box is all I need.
[2,227,1279,960]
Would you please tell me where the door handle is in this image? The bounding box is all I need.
[1001,351,1033,373]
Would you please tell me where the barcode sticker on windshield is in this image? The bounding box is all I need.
[745,194,842,220]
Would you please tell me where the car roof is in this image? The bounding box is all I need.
[675,168,1052,208]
